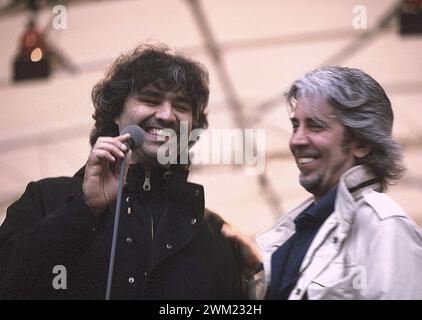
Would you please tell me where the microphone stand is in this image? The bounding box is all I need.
[105,154,127,300]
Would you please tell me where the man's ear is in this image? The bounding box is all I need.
[352,140,372,159]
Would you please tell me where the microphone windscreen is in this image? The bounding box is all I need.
[120,125,144,150]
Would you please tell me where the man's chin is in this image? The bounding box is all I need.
[299,174,322,195]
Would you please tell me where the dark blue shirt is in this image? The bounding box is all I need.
[269,186,338,300]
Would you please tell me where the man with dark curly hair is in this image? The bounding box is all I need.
[0,44,248,299]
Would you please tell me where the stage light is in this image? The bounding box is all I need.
[13,18,51,82]
[30,48,43,62]
[399,0,422,35]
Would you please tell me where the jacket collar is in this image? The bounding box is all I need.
[74,163,190,193]
[256,165,381,287]
[258,165,381,244]
[73,163,189,181]
[334,165,381,234]
[125,163,189,191]
[74,163,203,215]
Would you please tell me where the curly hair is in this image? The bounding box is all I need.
[90,44,209,146]
[285,66,405,190]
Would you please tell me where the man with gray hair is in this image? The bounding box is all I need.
[254,66,422,299]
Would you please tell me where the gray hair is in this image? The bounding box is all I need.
[285,66,405,190]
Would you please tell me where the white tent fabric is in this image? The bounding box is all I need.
[0,0,421,237]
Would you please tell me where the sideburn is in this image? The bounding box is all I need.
[341,128,354,154]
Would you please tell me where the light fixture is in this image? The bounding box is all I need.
[13,17,51,81]
[399,0,422,35]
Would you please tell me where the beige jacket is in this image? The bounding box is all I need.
[256,165,422,300]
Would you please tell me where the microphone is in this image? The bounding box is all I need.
[120,125,144,150]
[106,125,144,300]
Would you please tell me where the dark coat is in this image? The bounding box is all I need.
[0,165,247,299]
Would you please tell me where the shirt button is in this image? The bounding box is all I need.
[144,272,148,277]
[332,237,338,244]
[126,237,132,243]
[128,277,135,284]
[163,171,172,180]
[125,196,130,203]
[166,243,173,250]
[295,288,301,295]
[194,189,200,197]
[191,218,197,225]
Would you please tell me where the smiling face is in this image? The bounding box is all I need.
[289,99,362,199]
[115,84,193,167]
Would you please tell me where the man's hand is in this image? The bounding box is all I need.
[82,134,132,219]
[222,223,263,278]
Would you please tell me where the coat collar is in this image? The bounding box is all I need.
[75,163,205,235]
[334,165,382,234]
[256,165,382,291]
[73,163,189,182]
[257,165,381,249]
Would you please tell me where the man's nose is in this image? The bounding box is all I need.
[155,101,176,123]
[290,127,309,147]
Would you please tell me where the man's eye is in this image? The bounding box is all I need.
[309,123,324,131]
[174,103,191,111]
[140,98,160,105]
